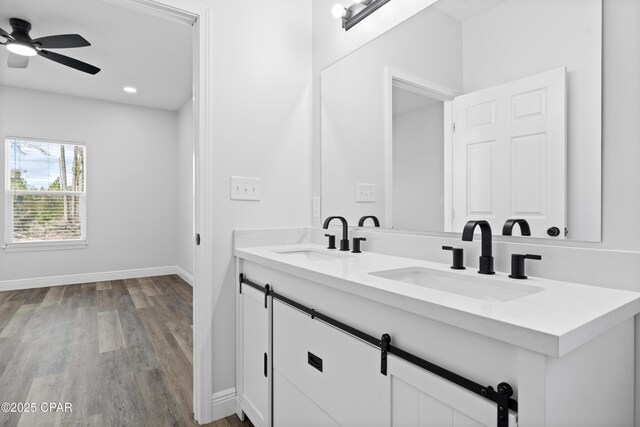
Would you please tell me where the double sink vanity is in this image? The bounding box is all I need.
[232,1,626,425]
[234,224,640,427]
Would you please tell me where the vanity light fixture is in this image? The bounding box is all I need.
[332,0,391,31]
[123,86,137,93]
[331,4,351,19]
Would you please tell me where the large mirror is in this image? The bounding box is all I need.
[321,0,602,241]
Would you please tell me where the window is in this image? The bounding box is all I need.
[5,138,87,249]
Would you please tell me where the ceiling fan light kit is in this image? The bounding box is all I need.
[0,17,101,74]
[7,41,37,56]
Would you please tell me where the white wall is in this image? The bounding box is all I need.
[205,0,312,408]
[393,103,444,232]
[177,97,194,281]
[0,85,178,282]
[462,0,602,241]
[321,7,461,225]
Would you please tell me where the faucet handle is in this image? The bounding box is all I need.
[442,246,465,270]
[352,237,366,253]
[509,254,541,279]
[324,234,336,250]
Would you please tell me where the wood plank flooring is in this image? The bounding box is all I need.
[0,275,252,427]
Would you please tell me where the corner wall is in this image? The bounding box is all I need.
[205,0,312,410]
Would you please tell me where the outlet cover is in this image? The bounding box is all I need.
[230,176,261,201]
[356,183,376,203]
[312,196,321,218]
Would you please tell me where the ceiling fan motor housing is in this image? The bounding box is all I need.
[9,18,33,43]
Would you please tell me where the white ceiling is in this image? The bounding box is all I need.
[393,86,442,117]
[433,0,508,21]
[0,0,192,111]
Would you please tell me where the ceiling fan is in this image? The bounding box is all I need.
[0,18,100,75]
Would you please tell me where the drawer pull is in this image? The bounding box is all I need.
[264,352,268,378]
[307,351,323,372]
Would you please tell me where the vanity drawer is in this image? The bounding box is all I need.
[273,299,388,426]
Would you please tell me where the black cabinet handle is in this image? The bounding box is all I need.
[264,353,268,378]
[307,351,323,372]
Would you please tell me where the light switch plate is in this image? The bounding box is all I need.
[312,196,321,218]
[230,176,261,201]
[356,183,376,203]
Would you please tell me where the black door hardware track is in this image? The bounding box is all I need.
[239,274,517,426]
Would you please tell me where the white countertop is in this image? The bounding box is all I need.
[235,243,640,357]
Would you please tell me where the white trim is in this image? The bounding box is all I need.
[211,388,237,421]
[176,266,194,286]
[383,67,459,230]
[99,0,197,25]
[192,5,214,425]
[443,100,454,232]
[3,240,88,252]
[0,266,178,292]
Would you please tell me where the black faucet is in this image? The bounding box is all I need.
[502,219,531,236]
[358,215,380,227]
[323,216,350,251]
[461,220,495,275]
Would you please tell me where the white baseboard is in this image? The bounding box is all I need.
[211,388,237,422]
[176,266,194,286]
[0,266,182,292]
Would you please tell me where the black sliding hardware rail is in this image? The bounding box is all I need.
[239,274,517,425]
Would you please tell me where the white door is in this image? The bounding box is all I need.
[238,285,270,427]
[389,355,517,427]
[450,67,566,238]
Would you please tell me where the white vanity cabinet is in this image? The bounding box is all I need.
[273,299,388,427]
[271,297,512,427]
[235,246,640,427]
[236,282,270,427]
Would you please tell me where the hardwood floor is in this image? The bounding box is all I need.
[0,275,252,427]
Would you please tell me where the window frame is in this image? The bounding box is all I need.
[3,137,88,252]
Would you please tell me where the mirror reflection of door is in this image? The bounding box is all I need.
[390,68,567,238]
[449,67,567,238]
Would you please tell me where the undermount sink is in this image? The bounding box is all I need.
[274,248,353,261]
[370,267,543,302]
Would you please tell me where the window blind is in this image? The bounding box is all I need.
[6,138,87,244]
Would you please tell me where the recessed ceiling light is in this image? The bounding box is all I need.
[123,86,137,93]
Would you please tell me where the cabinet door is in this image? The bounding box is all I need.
[389,355,517,427]
[238,285,270,427]
[273,370,340,427]
[273,299,389,426]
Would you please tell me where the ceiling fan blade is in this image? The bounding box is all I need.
[0,26,14,41]
[38,49,100,75]
[7,53,28,68]
[32,34,90,49]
